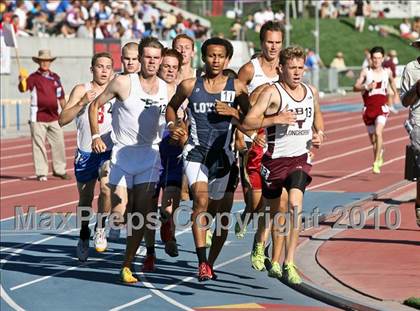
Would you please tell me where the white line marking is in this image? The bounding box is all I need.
[0,168,74,185]
[0,155,74,170]
[1,183,75,200]
[0,136,76,152]
[313,136,407,165]
[0,285,25,311]
[323,124,405,146]
[108,295,153,311]
[1,144,76,160]
[308,155,405,190]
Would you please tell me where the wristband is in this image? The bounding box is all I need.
[318,130,326,137]
[92,134,101,140]
[167,121,175,128]
[250,132,257,140]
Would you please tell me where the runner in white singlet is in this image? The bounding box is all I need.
[58,52,114,261]
[89,37,171,284]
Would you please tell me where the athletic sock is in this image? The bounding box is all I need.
[79,226,90,241]
[146,246,155,256]
[196,247,207,264]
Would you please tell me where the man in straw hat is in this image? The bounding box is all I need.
[401,38,420,226]
[18,49,70,181]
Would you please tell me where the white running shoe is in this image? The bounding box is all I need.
[108,227,121,241]
[93,228,107,252]
[77,238,89,262]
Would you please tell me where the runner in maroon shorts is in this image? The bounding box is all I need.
[243,46,325,284]
[354,46,398,174]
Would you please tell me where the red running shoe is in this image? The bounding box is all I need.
[160,217,173,243]
[142,254,155,272]
[209,264,217,280]
[197,262,212,282]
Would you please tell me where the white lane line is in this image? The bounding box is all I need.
[313,136,407,165]
[1,144,76,160]
[111,251,251,311]
[308,155,405,190]
[1,155,74,170]
[0,136,76,152]
[325,113,406,135]
[10,250,122,291]
[322,124,404,146]
[108,295,153,311]
[1,183,75,200]
[8,226,191,292]
[0,168,74,185]
[0,285,25,311]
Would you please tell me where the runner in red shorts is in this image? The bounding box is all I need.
[354,46,398,174]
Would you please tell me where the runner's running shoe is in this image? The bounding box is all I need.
[283,262,302,284]
[251,242,266,271]
[120,267,138,283]
[93,228,107,252]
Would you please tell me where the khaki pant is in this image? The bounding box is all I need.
[29,121,66,176]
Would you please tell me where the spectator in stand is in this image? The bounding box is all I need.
[354,0,367,32]
[362,47,371,68]
[413,17,420,37]
[77,17,96,38]
[230,17,243,40]
[330,51,354,78]
[253,9,265,32]
[262,6,274,24]
[245,15,254,30]
[320,1,338,19]
[274,9,285,22]
[400,18,419,40]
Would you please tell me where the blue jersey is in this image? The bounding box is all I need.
[186,76,237,154]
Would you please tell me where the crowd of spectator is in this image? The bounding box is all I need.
[0,0,209,41]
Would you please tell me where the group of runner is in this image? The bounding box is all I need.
[59,20,328,285]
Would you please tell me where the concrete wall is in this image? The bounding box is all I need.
[1,37,93,101]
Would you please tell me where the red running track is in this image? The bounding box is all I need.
[0,97,412,220]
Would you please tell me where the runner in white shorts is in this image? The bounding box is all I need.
[89,37,171,284]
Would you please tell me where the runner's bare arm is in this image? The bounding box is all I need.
[310,85,325,147]
[387,68,399,100]
[353,68,370,92]
[238,61,254,86]
[59,84,95,127]
[242,85,296,130]
[401,80,420,108]
[166,78,194,141]
[89,76,125,153]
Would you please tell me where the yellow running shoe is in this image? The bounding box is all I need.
[205,230,212,248]
[283,262,302,284]
[120,267,138,283]
[372,161,381,174]
[234,221,247,239]
[251,242,266,271]
[268,262,282,279]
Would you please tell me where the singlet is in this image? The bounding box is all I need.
[186,76,237,153]
[246,58,279,142]
[266,82,314,159]
[75,82,113,152]
[247,57,279,94]
[111,74,168,148]
[362,67,389,108]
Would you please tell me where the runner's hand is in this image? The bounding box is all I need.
[312,132,323,148]
[253,133,266,148]
[92,137,106,153]
[168,123,186,142]
[215,100,236,117]
[275,110,296,125]
[80,90,96,106]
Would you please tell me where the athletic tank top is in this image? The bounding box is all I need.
[75,82,114,152]
[186,76,237,152]
[266,82,314,159]
[362,67,389,108]
[112,74,168,147]
[247,58,279,94]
